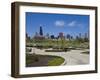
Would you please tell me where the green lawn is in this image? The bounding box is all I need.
[26,54,65,66]
[48,57,65,66]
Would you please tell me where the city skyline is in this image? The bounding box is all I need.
[26,12,89,38]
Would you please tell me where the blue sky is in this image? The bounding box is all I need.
[26,12,89,38]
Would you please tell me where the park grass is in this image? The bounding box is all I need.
[48,57,65,66]
[26,54,65,66]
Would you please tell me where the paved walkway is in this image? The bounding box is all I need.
[29,48,89,65]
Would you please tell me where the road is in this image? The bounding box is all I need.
[29,48,89,65]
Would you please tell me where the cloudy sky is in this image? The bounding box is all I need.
[26,12,89,38]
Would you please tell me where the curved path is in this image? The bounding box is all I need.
[29,47,89,65]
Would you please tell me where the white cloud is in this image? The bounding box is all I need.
[77,23,84,27]
[55,20,84,28]
[67,21,76,27]
[67,21,84,28]
[55,20,65,27]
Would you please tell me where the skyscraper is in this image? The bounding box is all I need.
[34,26,45,40]
[39,26,43,36]
[59,32,64,39]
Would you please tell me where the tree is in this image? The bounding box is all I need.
[76,35,79,40]
[26,33,28,38]
[76,33,84,42]
[79,33,82,39]
[84,33,89,42]
[26,33,30,42]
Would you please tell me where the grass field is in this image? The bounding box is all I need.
[48,57,65,66]
[26,54,65,67]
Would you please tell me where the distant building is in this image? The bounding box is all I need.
[58,32,65,39]
[34,26,45,40]
[66,34,73,40]
[26,33,30,41]
[50,35,55,39]
[45,33,50,39]
[39,26,43,36]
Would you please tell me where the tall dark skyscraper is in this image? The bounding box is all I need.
[39,26,43,36]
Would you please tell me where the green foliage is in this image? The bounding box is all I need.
[26,38,89,49]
